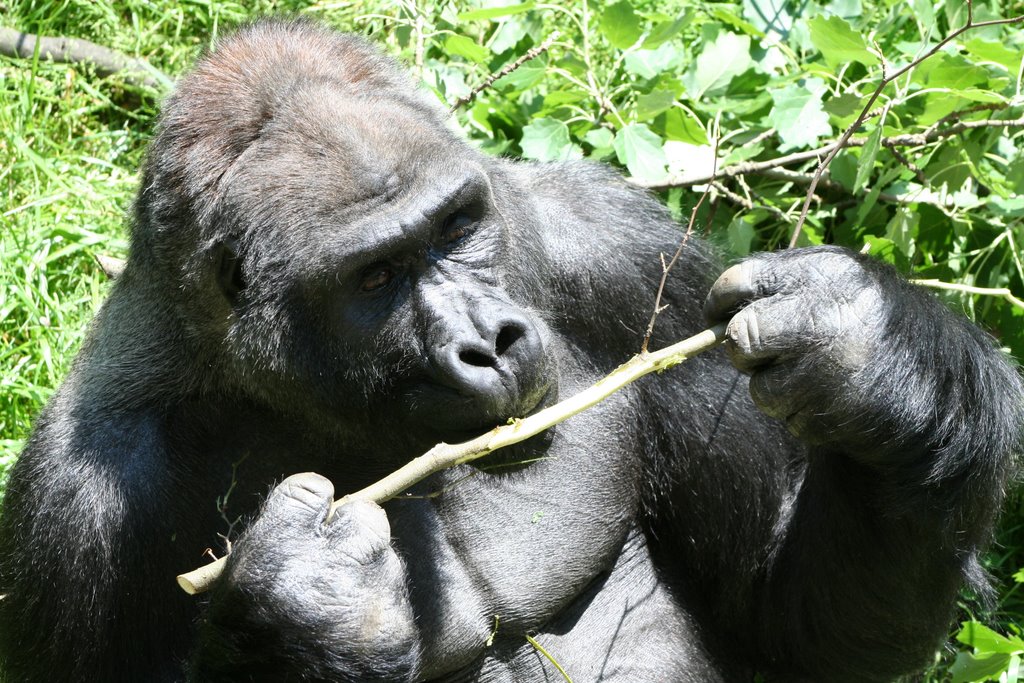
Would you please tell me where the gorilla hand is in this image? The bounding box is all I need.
[192,473,419,682]
[703,246,906,456]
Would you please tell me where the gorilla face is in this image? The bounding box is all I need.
[154,79,554,442]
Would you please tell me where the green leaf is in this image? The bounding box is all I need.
[655,108,708,145]
[458,2,535,21]
[444,35,491,64]
[583,128,614,148]
[583,128,616,160]
[854,123,883,192]
[643,15,687,48]
[768,78,833,151]
[624,42,683,79]
[957,621,1024,655]
[823,92,864,120]
[635,90,676,121]
[924,53,989,90]
[950,651,1012,683]
[710,6,765,37]
[829,151,858,190]
[613,124,668,182]
[727,215,756,256]
[807,15,879,66]
[884,207,919,260]
[520,118,582,161]
[683,31,753,98]
[600,1,643,50]
[489,17,531,54]
[965,38,1023,72]
[493,59,546,90]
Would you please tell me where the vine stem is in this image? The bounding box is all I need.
[176,324,728,595]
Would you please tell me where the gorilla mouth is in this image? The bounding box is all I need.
[401,380,554,442]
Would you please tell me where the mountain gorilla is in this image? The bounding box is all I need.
[1,18,1021,683]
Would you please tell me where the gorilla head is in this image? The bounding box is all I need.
[135,23,553,448]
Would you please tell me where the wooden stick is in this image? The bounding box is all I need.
[176,324,728,595]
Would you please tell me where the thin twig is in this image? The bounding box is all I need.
[712,180,789,222]
[629,114,1024,190]
[176,324,729,594]
[787,1,1024,247]
[447,32,559,115]
[526,634,575,683]
[640,119,721,353]
[913,279,1024,310]
[883,142,928,185]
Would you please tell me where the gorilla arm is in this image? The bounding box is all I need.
[508,160,1022,680]
[700,248,1023,681]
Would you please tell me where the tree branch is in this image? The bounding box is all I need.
[913,279,1024,310]
[628,113,1024,191]
[0,27,171,90]
[787,2,1024,247]
[176,324,728,595]
[447,32,559,115]
[640,122,721,353]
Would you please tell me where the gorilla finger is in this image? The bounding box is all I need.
[722,299,807,373]
[703,257,784,324]
[264,472,336,526]
[326,500,394,564]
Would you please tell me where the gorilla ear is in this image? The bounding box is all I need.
[217,236,246,301]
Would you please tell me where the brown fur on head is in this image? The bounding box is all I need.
[139,20,440,224]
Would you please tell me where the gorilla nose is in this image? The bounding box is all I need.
[439,316,545,408]
[458,324,526,369]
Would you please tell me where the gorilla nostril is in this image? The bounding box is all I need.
[495,324,524,357]
[459,348,496,368]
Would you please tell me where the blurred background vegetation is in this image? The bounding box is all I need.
[1,0,1023,680]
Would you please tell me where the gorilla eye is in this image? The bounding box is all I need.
[441,212,475,245]
[361,264,394,292]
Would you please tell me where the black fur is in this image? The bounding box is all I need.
[1,20,1021,683]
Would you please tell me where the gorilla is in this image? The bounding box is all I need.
[0,19,1021,683]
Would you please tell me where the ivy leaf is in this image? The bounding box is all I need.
[613,124,668,182]
[520,118,582,161]
[807,15,878,66]
[444,35,491,64]
[457,2,535,21]
[768,78,833,151]
[600,1,643,50]
[683,31,753,98]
